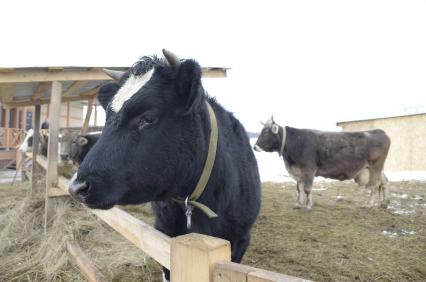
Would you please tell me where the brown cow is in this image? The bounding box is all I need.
[254,117,390,210]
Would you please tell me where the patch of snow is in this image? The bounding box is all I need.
[401,229,416,235]
[390,209,415,216]
[313,188,327,191]
[385,171,426,181]
[391,193,408,199]
[382,229,416,237]
[382,230,398,237]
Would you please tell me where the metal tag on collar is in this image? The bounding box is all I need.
[185,197,194,229]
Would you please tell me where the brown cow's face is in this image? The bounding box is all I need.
[253,117,281,153]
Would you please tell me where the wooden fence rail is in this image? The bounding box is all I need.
[0,127,26,149]
[24,152,311,282]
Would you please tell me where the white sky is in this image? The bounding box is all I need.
[1,0,425,132]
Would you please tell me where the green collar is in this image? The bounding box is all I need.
[173,101,219,228]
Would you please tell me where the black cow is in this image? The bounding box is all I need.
[254,117,390,210]
[69,50,261,280]
[70,132,101,165]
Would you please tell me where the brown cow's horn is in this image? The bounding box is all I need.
[162,49,181,67]
[103,69,125,81]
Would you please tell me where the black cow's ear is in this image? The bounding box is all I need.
[98,82,120,110]
[176,59,203,114]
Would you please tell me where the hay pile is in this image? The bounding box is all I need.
[0,181,162,282]
[1,178,425,281]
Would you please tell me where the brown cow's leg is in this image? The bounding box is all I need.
[366,168,381,207]
[294,181,304,209]
[303,175,314,210]
[379,172,389,208]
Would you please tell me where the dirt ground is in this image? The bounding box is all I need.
[0,179,425,281]
[242,181,426,281]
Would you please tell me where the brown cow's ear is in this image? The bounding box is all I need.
[77,137,88,146]
[272,124,279,134]
[176,59,203,114]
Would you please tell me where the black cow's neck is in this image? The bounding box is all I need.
[175,100,214,199]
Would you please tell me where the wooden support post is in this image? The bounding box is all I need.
[66,102,70,127]
[12,107,18,128]
[4,108,10,150]
[44,81,61,232]
[66,241,107,282]
[171,233,231,282]
[31,104,41,194]
[22,107,27,130]
[94,105,98,127]
[81,99,93,133]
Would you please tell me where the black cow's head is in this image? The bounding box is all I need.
[70,132,101,165]
[253,116,281,153]
[69,50,209,209]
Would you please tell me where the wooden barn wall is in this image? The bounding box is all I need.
[25,102,84,128]
[338,114,426,171]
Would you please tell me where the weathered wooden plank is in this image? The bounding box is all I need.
[4,92,93,108]
[32,82,51,100]
[91,207,171,270]
[0,69,111,83]
[66,240,108,282]
[63,81,88,97]
[0,83,14,103]
[81,99,94,134]
[0,68,225,83]
[214,262,312,282]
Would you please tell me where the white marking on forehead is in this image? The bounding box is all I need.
[111,68,155,112]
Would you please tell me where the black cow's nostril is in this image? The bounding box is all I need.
[69,181,89,198]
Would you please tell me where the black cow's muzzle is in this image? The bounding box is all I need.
[69,173,89,202]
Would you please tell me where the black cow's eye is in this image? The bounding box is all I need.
[138,116,154,130]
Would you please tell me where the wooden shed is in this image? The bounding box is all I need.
[337,113,426,171]
[0,66,228,165]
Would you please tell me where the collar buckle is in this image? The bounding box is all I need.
[185,196,194,229]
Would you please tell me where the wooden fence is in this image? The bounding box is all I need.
[23,151,310,282]
[19,82,310,282]
[0,127,26,149]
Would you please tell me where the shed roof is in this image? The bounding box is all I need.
[336,112,426,126]
[0,66,228,108]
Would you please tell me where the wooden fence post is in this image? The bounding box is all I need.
[31,103,41,194]
[4,108,10,150]
[81,99,93,134]
[171,233,231,282]
[44,81,61,232]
